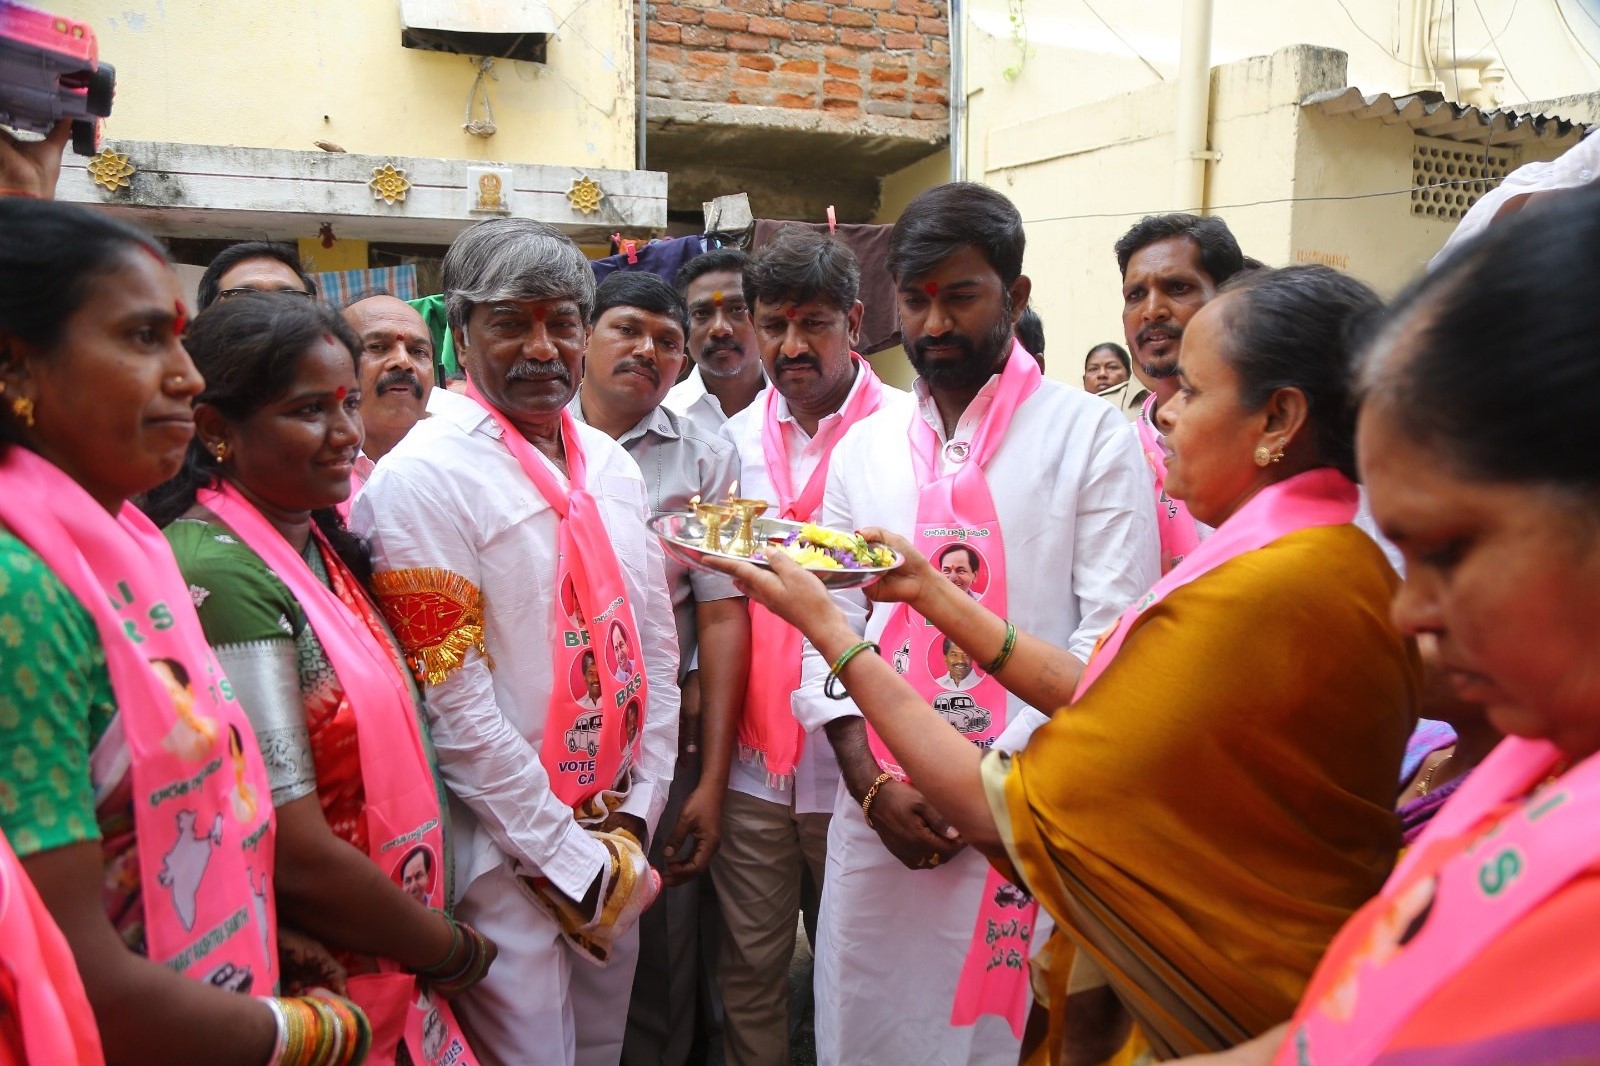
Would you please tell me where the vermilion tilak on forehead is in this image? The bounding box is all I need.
[785,306,798,320]
[923,282,939,297]
[712,291,724,306]
[333,386,348,401]
[172,301,189,336]
[533,306,548,322]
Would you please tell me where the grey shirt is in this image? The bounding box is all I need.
[571,395,742,675]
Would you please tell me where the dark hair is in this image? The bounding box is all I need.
[152,657,191,687]
[941,636,968,656]
[743,227,859,313]
[1363,183,1600,497]
[886,182,1026,287]
[1085,342,1130,373]
[937,542,980,573]
[142,293,372,583]
[581,648,596,669]
[591,271,689,340]
[1214,265,1383,481]
[675,248,748,295]
[1114,214,1244,285]
[1015,308,1045,357]
[197,242,317,311]
[0,200,167,447]
[401,845,433,874]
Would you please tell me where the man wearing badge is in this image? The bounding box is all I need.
[787,183,1158,1065]
[353,218,680,1066]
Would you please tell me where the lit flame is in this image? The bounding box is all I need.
[728,480,738,498]
[690,494,700,507]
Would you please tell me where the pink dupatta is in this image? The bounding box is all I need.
[738,357,885,785]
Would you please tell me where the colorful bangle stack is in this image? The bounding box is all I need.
[983,621,1018,675]
[264,994,372,1066]
[825,640,879,700]
[418,917,494,996]
[860,771,896,829]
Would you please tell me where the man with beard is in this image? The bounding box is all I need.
[353,218,680,1066]
[570,270,749,1066]
[1114,213,1245,571]
[792,182,1157,1065]
[344,293,436,480]
[716,227,910,1066]
[666,249,767,429]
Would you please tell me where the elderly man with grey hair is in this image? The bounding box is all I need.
[353,218,681,1066]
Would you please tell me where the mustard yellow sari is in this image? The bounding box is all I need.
[986,524,1420,1062]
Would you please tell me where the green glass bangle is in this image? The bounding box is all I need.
[825,640,879,700]
[983,621,1018,675]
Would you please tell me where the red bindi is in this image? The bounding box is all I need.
[334,386,348,401]
[712,291,724,306]
[172,301,189,336]
[534,307,548,322]
[923,282,939,297]
[785,306,798,320]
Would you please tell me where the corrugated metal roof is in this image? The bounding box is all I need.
[1302,87,1593,149]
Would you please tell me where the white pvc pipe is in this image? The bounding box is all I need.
[1173,0,1214,213]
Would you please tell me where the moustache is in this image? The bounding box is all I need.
[505,360,571,385]
[699,340,743,359]
[909,331,977,362]
[1136,322,1183,348]
[613,359,660,384]
[774,354,820,374]
[375,367,423,399]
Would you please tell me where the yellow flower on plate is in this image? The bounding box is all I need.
[799,524,857,552]
[787,545,843,569]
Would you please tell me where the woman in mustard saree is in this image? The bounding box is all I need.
[715,265,1421,1062]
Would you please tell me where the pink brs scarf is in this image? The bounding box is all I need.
[0,447,277,993]
[870,340,1041,1038]
[1135,393,1201,574]
[739,356,885,786]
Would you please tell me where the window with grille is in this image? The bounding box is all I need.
[1411,137,1515,221]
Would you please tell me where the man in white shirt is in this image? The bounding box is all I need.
[716,228,910,1066]
[353,218,680,1066]
[1114,213,1246,572]
[794,182,1159,1065]
[345,292,436,470]
[934,639,982,693]
[665,249,766,430]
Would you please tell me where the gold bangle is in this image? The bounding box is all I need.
[860,770,895,829]
[825,640,879,700]
[983,620,1017,675]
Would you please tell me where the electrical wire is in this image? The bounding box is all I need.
[1079,0,1166,82]
[1018,175,1504,226]
[1468,0,1529,103]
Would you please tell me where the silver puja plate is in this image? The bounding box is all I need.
[647,512,903,590]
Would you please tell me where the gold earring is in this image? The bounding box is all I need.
[9,396,34,428]
[1272,437,1287,464]
[213,441,229,462]
[1253,444,1272,467]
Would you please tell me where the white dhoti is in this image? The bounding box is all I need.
[813,785,1021,1066]
[454,864,643,1066]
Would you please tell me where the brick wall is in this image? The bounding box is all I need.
[645,0,951,122]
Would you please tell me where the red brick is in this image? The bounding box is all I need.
[912,102,946,120]
[823,78,862,97]
[732,68,771,86]
[646,23,681,42]
[747,15,793,36]
[647,43,681,61]
[839,28,882,47]
[869,85,907,100]
[704,9,749,29]
[834,9,875,27]
[681,65,729,82]
[915,70,944,86]
[912,89,948,104]
[655,4,703,22]
[793,22,835,41]
[727,31,770,49]
[776,92,817,108]
[770,73,817,93]
[895,0,940,14]
[825,60,857,78]
[783,1,827,21]
[870,65,908,82]
[883,31,923,48]
[822,98,861,115]
[855,0,892,8]
[917,16,948,36]
[929,36,949,53]
[739,53,778,70]
[877,12,915,30]
[824,44,860,60]
[779,58,820,73]
[681,24,727,44]
[688,49,730,65]
[724,0,775,10]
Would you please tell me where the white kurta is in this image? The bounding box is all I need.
[352,388,680,1066]
[720,374,912,814]
[795,375,1159,1066]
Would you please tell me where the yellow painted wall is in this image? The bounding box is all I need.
[875,149,951,223]
[65,0,637,169]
